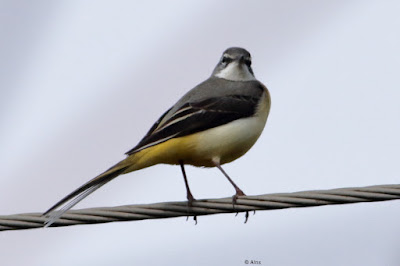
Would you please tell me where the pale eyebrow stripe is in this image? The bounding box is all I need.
[223,53,234,59]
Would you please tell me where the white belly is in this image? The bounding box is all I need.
[189,91,270,166]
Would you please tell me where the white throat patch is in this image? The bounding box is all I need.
[215,62,255,81]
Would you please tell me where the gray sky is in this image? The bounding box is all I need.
[1,1,400,265]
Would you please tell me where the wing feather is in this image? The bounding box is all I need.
[126,95,259,155]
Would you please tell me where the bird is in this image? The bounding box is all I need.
[43,47,271,227]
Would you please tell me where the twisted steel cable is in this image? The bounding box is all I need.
[1,184,399,231]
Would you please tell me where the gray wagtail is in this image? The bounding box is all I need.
[43,47,271,226]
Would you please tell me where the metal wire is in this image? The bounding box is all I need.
[1,184,399,231]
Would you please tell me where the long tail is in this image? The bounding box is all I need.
[43,160,131,227]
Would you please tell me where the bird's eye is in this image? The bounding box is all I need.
[244,58,252,67]
[221,56,232,64]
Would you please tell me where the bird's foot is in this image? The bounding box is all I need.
[185,194,197,224]
[232,189,246,205]
[187,193,195,207]
[244,211,249,223]
[232,190,251,223]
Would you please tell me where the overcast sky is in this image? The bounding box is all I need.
[1,1,400,265]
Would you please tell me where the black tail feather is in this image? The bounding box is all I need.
[43,166,128,226]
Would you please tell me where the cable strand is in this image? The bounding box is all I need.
[1,183,399,231]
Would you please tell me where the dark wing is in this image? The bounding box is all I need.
[126,95,259,155]
[135,107,172,145]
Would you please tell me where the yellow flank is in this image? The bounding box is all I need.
[125,134,204,171]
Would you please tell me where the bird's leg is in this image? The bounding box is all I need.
[179,160,195,205]
[180,160,197,223]
[212,160,246,203]
[213,160,249,222]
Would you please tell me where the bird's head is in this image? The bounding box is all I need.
[212,47,255,81]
